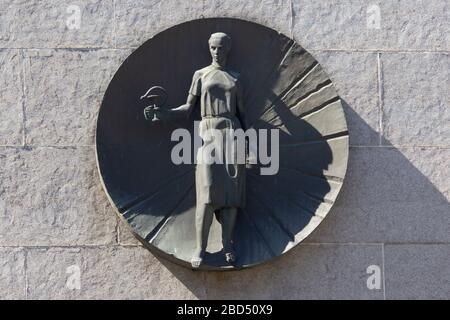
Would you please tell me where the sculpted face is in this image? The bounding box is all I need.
[209,33,231,66]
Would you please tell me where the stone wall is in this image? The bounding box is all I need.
[0,0,448,299]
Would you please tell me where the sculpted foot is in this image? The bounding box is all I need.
[224,246,236,264]
[223,240,236,264]
[225,252,235,264]
[191,250,204,269]
[191,257,203,269]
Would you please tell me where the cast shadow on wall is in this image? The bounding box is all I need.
[154,98,449,299]
[96,18,448,297]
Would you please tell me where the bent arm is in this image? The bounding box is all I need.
[167,93,197,119]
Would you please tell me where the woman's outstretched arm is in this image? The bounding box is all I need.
[145,93,197,121]
[167,93,198,118]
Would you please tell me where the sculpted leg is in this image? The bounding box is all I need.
[219,207,237,264]
[191,204,214,268]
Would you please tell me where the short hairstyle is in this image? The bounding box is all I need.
[208,32,231,49]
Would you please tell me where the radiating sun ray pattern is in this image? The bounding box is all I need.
[96,18,349,270]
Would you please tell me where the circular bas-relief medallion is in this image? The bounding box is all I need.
[96,18,349,270]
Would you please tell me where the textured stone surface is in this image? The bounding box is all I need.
[204,244,383,299]
[0,0,114,48]
[26,246,205,299]
[306,147,450,243]
[0,50,23,145]
[115,0,205,48]
[115,0,292,48]
[382,53,450,146]
[0,248,26,299]
[118,217,142,246]
[385,245,450,299]
[201,0,292,36]
[0,147,116,246]
[314,52,379,145]
[23,49,130,146]
[292,0,450,50]
[337,147,449,207]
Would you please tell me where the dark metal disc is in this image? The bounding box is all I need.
[96,18,349,270]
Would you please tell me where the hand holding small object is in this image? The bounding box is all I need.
[141,86,168,122]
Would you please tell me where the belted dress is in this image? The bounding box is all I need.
[189,65,246,208]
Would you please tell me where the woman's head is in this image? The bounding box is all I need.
[208,32,231,66]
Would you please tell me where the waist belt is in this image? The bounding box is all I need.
[201,113,237,119]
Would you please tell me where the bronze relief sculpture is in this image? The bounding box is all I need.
[96,18,349,270]
[144,33,245,268]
